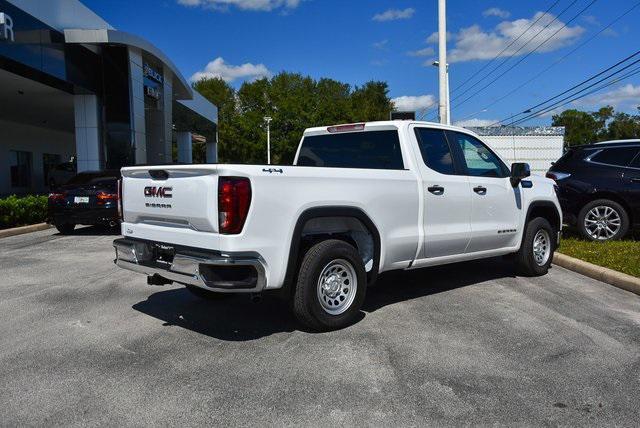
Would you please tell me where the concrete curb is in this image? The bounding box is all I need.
[553,252,640,296]
[0,223,52,239]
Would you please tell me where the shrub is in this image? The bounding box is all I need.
[0,195,49,229]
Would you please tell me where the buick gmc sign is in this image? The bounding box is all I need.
[0,12,14,42]
[144,186,172,198]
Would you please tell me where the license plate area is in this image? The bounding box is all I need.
[152,243,175,267]
[74,196,89,204]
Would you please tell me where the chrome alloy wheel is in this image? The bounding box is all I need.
[316,259,357,315]
[584,205,621,240]
[532,229,551,266]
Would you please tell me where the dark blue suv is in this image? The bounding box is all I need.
[547,140,640,241]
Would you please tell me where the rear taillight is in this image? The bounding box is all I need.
[117,179,123,220]
[218,177,251,234]
[48,192,66,203]
[96,191,118,205]
[545,171,571,181]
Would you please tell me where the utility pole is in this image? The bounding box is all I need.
[433,60,450,125]
[438,0,449,125]
[263,116,272,164]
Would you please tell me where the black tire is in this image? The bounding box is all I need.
[577,199,629,241]
[515,217,556,277]
[185,284,229,300]
[55,223,75,235]
[292,239,366,331]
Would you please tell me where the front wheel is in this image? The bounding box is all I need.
[515,217,556,277]
[292,239,366,331]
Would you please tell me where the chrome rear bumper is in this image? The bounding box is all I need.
[113,238,266,293]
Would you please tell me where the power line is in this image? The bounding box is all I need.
[450,0,581,104]
[449,0,562,96]
[492,48,640,126]
[451,0,599,112]
[508,64,640,126]
[464,1,640,124]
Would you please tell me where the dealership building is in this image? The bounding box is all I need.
[0,0,218,196]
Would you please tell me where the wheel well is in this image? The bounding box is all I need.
[527,202,561,232]
[583,192,633,224]
[283,207,381,290]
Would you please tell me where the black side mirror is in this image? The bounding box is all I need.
[510,162,531,187]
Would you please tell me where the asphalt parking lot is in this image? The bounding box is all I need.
[1,227,639,426]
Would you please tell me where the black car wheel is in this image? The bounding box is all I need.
[578,199,629,241]
[55,223,75,235]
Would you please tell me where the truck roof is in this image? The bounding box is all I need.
[302,120,479,137]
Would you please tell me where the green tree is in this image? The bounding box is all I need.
[193,72,394,165]
[551,109,603,146]
[606,112,640,140]
[349,81,394,122]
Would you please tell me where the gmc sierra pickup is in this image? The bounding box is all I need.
[113,121,562,330]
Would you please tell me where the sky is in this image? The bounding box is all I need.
[82,0,640,126]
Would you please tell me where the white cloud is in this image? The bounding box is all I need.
[373,8,415,22]
[483,7,510,19]
[426,31,452,44]
[392,95,436,112]
[407,47,435,57]
[454,118,500,127]
[426,12,584,63]
[574,84,640,108]
[190,57,272,82]
[177,0,301,12]
[372,39,388,50]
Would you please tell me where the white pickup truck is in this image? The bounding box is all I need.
[114,121,561,330]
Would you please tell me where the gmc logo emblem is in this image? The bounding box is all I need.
[144,186,172,198]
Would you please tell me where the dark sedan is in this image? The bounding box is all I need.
[547,140,640,241]
[48,170,121,234]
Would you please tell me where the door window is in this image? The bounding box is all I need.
[414,128,456,175]
[446,131,509,178]
[631,152,640,168]
[590,147,640,167]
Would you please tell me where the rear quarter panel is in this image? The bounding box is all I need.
[216,164,421,289]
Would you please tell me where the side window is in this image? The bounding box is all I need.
[446,131,509,178]
[297,130,404,170]
[414,128,456,175]
[590,147,639,167]
[630,151,640,168]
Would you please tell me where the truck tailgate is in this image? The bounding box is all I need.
[122,166,219,233]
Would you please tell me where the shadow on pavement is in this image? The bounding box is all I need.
[54,225,121,237]
[132,257,516,341]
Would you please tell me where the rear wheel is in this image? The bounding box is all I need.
[185,284,229,300]
[55,223,75,235]
[292,239,366,331]
[515,217,556,277]
[578,199,629,241]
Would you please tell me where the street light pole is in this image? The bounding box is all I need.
[438,0,449,125]
[263,116,272,165]
[433,60,450,125]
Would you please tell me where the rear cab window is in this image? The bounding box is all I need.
[297,130,404,170]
